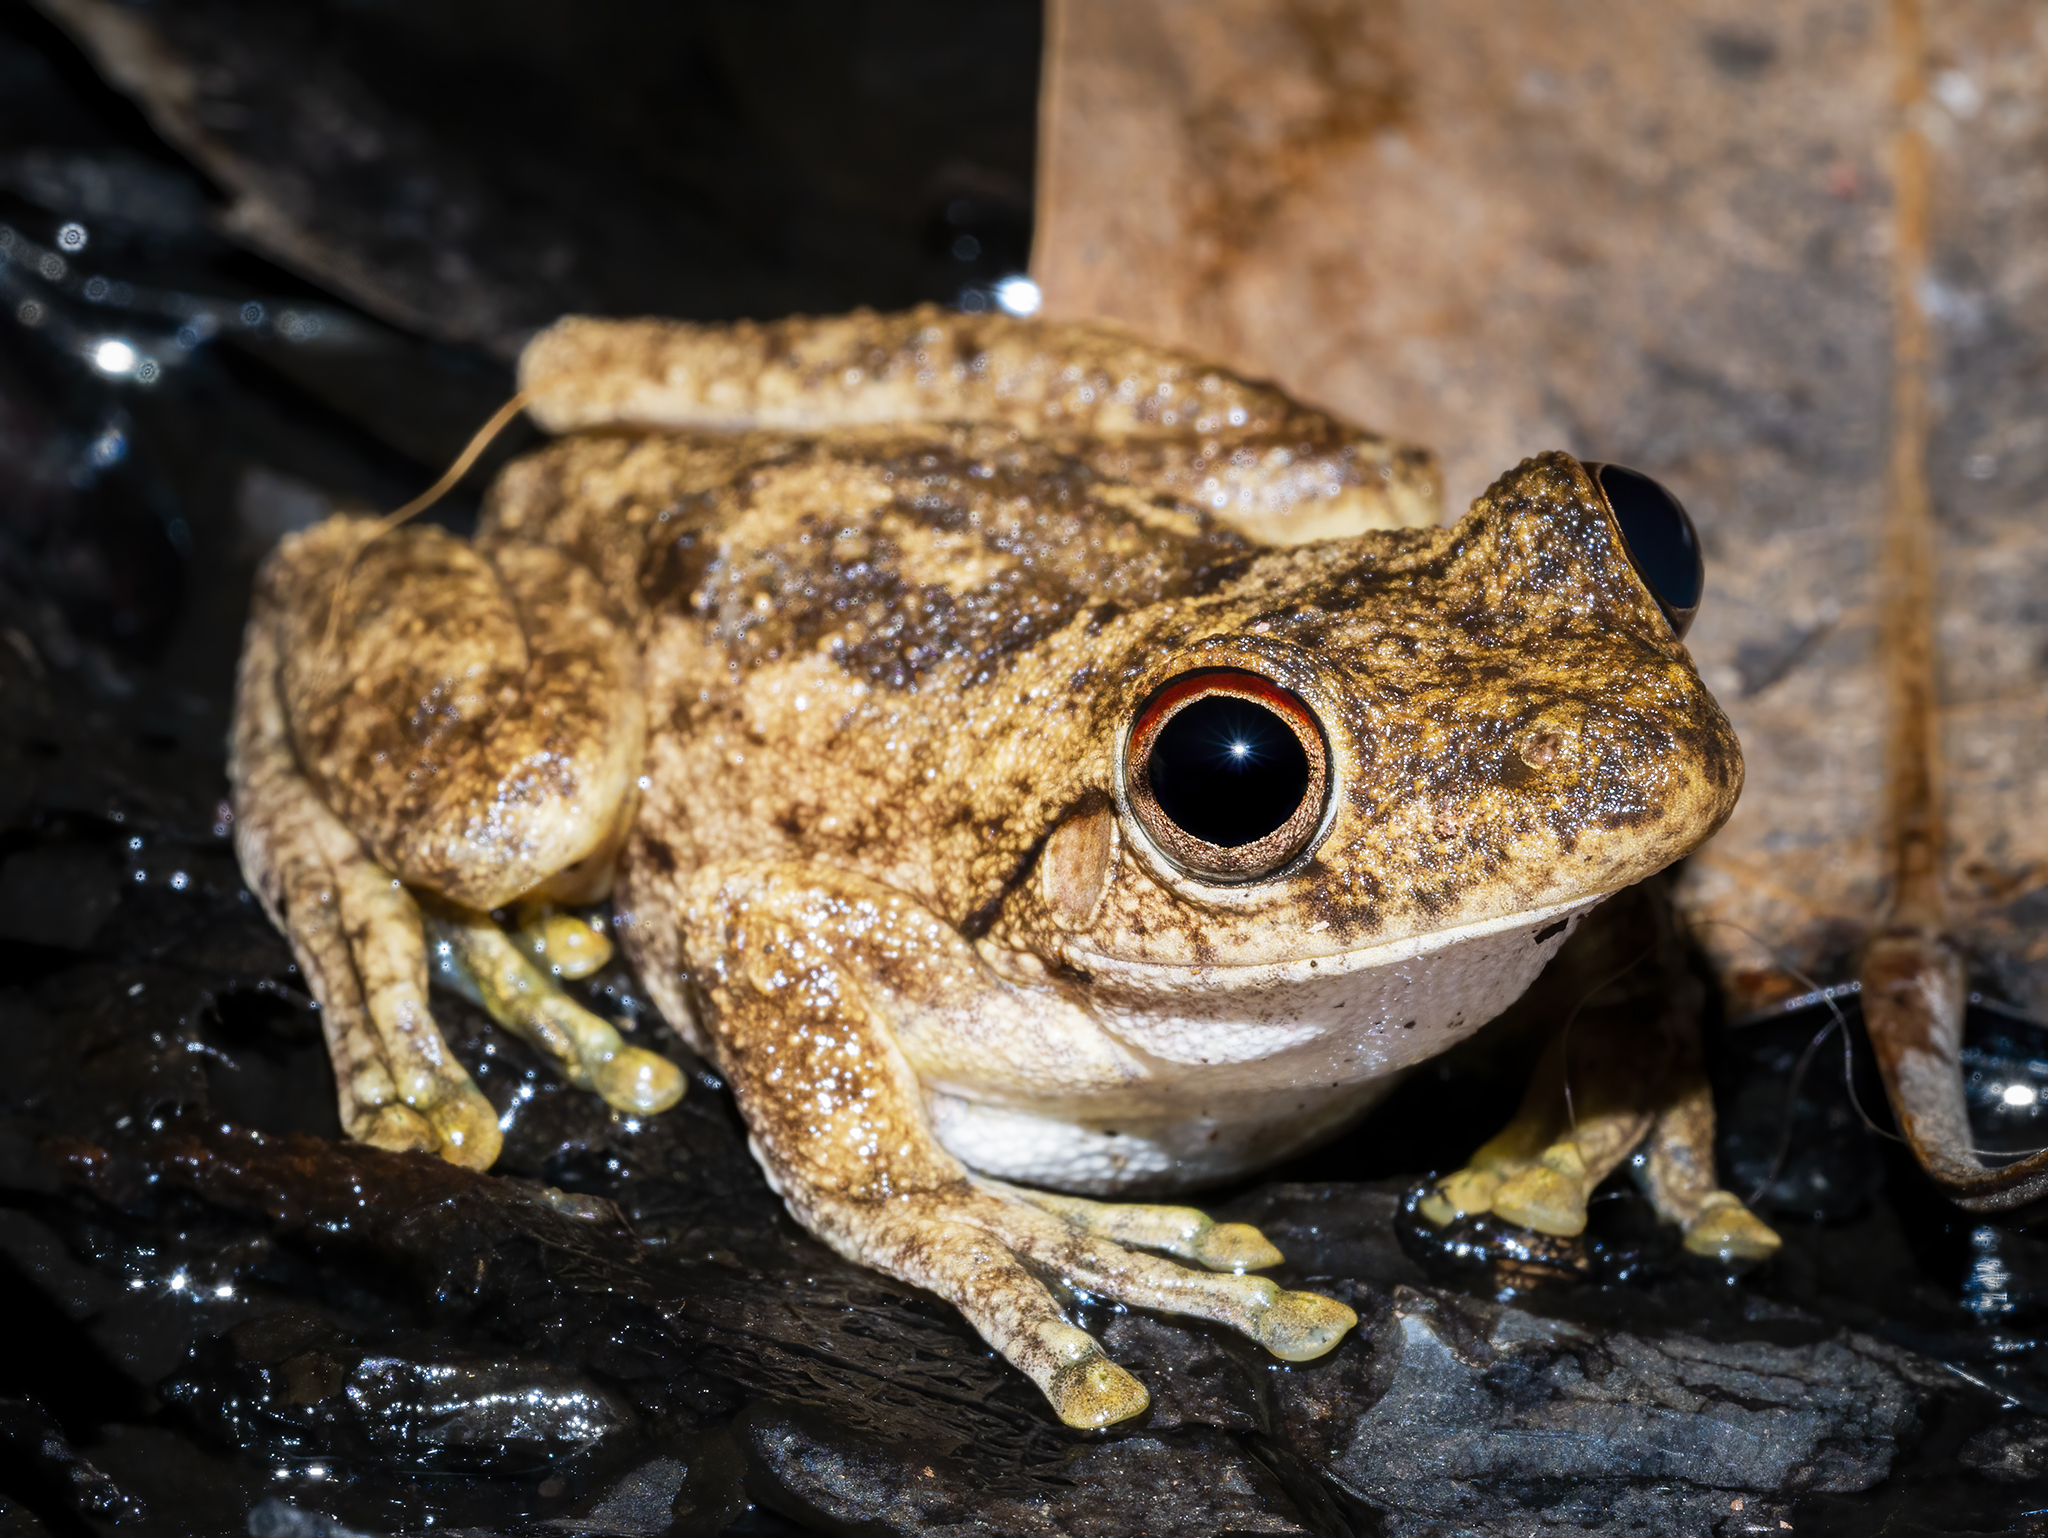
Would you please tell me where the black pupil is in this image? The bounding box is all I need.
[1597,463,1702,614]
[1146,694,1310,848]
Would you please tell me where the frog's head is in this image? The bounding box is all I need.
[1016,451,1740,1009]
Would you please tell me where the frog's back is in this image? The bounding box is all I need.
[479,426,1267,908]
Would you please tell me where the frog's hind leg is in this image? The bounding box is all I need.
[514,309,1443,538]
[232,515,658,1165]
[232,607,501,1166]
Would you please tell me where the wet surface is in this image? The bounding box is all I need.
[4,2,2048,1534]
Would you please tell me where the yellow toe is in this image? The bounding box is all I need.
[354,1104,438,1155]
[1047,1354,1151,1428]
[1490,1166,1587,1237]
[593,1046,688,1114]
[520,906,615,980]
[1422,1166,1503,1226]
[428,1079,504,1170]
[1253,1289,1358,1361]
[1189,1221,1284,1273]
[1683,1193,1782,1262]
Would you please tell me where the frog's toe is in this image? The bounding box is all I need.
[1247,1288,1359,1361]
[353,1102,439,1156]
[1042,1324,1152,1429]
[1681,1192,1782,1262]
[335,1017,501,1170]
[989,1182,1285,1272]
[1488,1164,1590,1238]
[1191,1222,1286,1273]
[1418,1165,1507,1226]
[515,902,615,980]
[979,1185,1356,1364]
[834,1204,1153,1428]
[428,905,686,1119]
[592,1047,689,1114]
[420,1078,506,1170]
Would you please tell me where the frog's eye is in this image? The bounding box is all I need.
[1125,669,1329,882]
[1586,462,1704,637]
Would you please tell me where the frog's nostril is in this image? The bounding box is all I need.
[1586,463,1703,637]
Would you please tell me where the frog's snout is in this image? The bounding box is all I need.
[1581,461,1704,638]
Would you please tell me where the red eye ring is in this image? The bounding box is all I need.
[1130,669,1322,747]
[1125,668,1329,883]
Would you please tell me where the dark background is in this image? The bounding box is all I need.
[0,0,1039,737]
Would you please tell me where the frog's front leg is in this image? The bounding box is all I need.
[231,517,682,1167]
[680,862,1357,1429]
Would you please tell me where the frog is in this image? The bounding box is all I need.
[230,305,1779,1430]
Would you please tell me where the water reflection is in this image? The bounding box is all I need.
[1,217,354,392]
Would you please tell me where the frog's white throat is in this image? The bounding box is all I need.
[931,895,1602,1195]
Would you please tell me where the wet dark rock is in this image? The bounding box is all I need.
[1960,1416,2048,1484]
[164,1311,637,1474]
[553,1448,747,1538]
[5,1013,1994,1538]
[741,1406,1309,1538]
[1278,1287,1918,1535]
[0,1397,146,1526]
[248,1498,380,1538]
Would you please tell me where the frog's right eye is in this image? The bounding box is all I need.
[1585,462,1704,637]
[1125,669,1329,882]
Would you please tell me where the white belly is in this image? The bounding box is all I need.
[928,896,1594,1195]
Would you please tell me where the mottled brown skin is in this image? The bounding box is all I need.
[488,431,1735,959]
[232,307,1761,1429]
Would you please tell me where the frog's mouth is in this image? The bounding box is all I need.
[1063,892,1601,1070]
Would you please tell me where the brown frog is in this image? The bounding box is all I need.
[231,306,1777,1428]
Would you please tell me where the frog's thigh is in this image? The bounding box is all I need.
[686,862,1357,1429]
[232,608,499,1168]
[270,517,643,911]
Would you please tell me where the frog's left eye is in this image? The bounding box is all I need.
[1585,462,1704,637]
[1125,669,1329,882]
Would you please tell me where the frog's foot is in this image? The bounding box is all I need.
[1419,1080,1653,1238]
[426,904,686,1116]
[798,1178,1355,1429]
[1417,1102,1556,1230]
